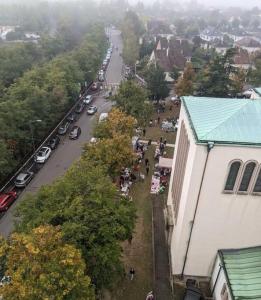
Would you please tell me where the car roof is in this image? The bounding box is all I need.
[16,172,29,180]
[0,194,11,202]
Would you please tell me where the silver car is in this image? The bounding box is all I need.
[14,171,34,188]
[34,147,51,163]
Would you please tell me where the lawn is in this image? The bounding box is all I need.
[105,101,178,300]
[144,101,180,145]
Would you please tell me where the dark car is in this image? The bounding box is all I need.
[75,102,85,114]
[14,171,34,188]
[48,135,60,150]
[0,191,17,212]
[58,122,70,135]
[91,82,98,91]
[183,286,203,300]
[67,112,77,122]
[69,126,81,140]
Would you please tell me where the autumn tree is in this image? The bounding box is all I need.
[0,225,95,300]
[94,108,136,139]
[175,63,196,97]
[83,135,135,178]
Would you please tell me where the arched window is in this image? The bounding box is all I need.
[239,162,257,192]
[224,161,241,191]
[253,167,261,193]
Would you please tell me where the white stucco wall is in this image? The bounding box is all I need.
[167,104,208,274]
[184,144,261,276]
[210,256,232,300]
[168,102,261,277]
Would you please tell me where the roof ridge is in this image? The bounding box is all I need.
[201,100,250,140]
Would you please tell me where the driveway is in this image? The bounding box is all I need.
[0,29,123,237]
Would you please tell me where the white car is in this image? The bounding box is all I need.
[83,95,93,105]
[87,105,98,115]
[34,147,51,163]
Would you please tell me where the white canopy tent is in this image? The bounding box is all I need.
[158,157,173,169]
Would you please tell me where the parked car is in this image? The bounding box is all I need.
[183,286,203,300]
[58,121,70,135]
[87,105,98,115]
[0,191,17,211]
[48,135,60,150]
[98,74,105,82]
[75,102,85,114]
[34,147,51,163]
[83,95,93,105]
[14,171,34,188]
[91,82,98,91]
[69,126,81,140]
[67,112,77,122]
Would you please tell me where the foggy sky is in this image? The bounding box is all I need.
[129,0,261,9]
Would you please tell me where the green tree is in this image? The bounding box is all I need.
[0,225,95,300]
[145,64,170,101]
[113,80,152,126]
[195,49,239,97]
[16,161,136,290]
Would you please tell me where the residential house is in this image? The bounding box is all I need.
[149,37,193,81]
[200,28,223,43]
[211,246,261,299]
[167,96,261,283]
[235,37,261,54]
[232,47,252,70]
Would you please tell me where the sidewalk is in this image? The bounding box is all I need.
[152,197,173,300]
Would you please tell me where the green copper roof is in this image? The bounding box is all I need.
[254,88,261,96]
[182,96,261,146]
[219,247,261,300]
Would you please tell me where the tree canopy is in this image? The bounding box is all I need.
[113,81,152,126]
[0,225,95,300]
[145,64,170,100]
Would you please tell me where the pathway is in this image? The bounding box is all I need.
[152,197,173,300]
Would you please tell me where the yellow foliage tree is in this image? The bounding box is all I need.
[83,134,135,178]
[94,108,136,139]
[0,225,95,300]
[175,63,195,97]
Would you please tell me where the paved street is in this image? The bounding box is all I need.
[0,29,123,237]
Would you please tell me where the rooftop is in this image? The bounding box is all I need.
[254,87,261,96]
[182,96,261,146]
[219,246,261,299]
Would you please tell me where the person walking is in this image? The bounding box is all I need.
[164,139,167,146]
[129,268,135,280]
[145,158,149,166]
[157,116,160,125]
[146,165,150,175]
[143,128,146,136]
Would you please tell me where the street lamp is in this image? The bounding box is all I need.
[29,119,42,153]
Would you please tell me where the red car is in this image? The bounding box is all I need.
[0,191,17,212]
[91,82,98,91]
